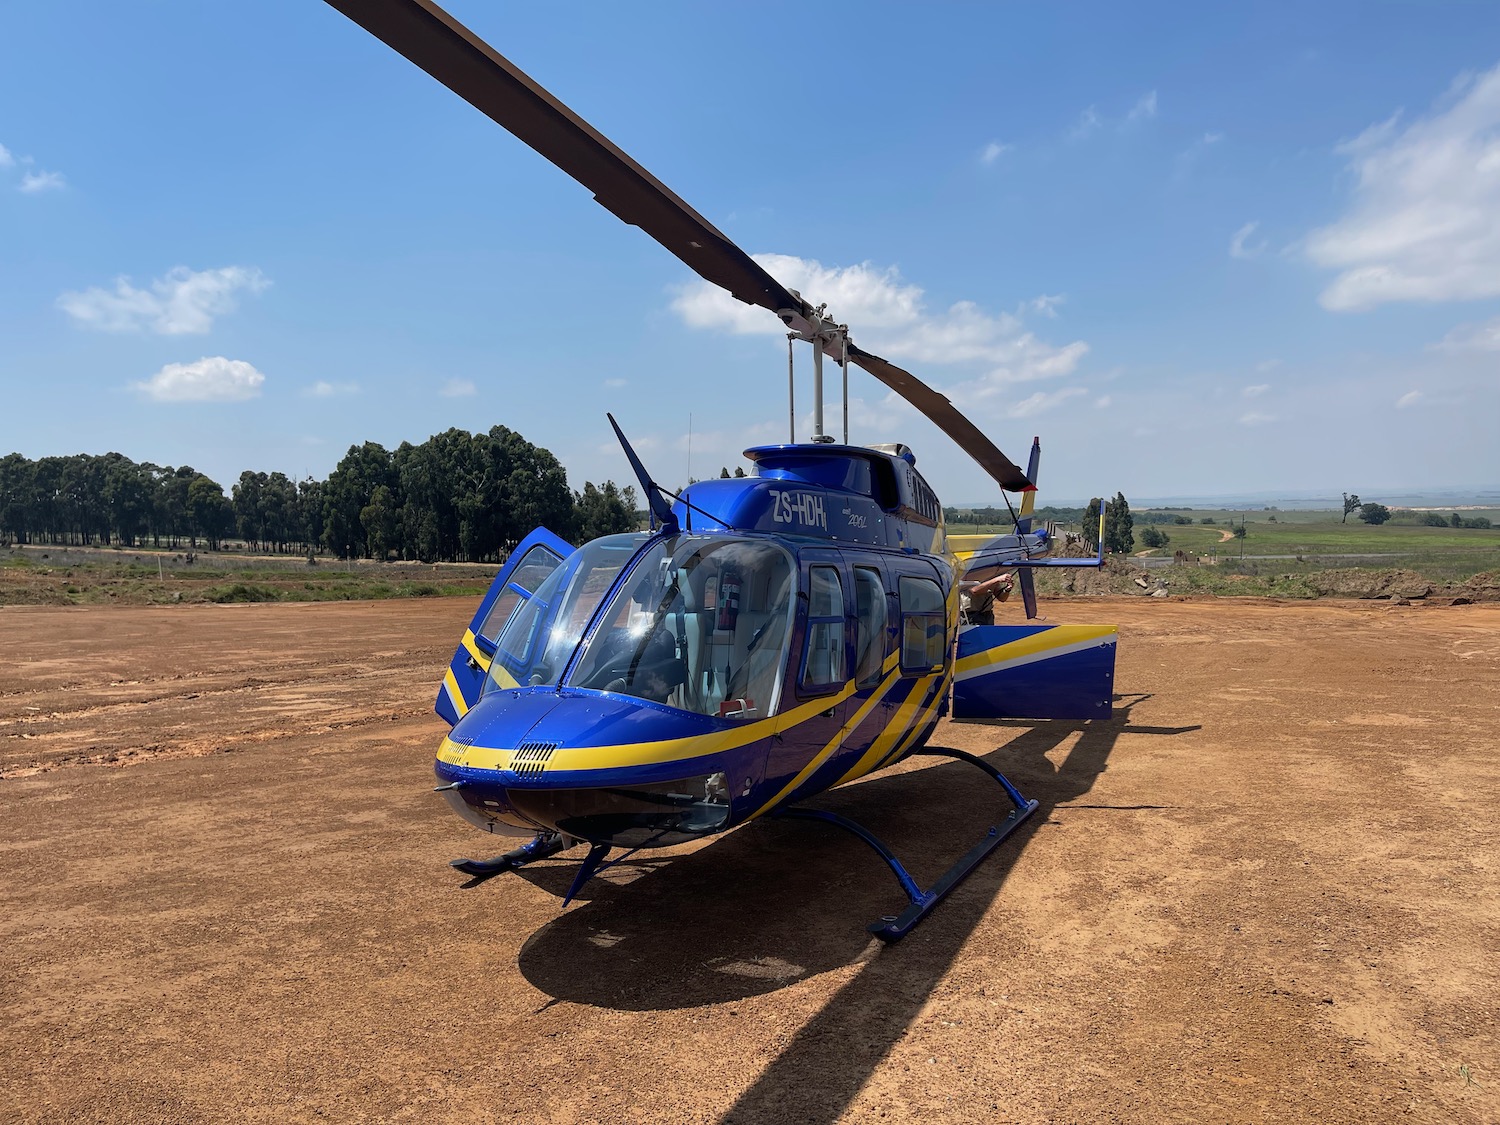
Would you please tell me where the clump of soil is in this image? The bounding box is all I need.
[1308,567,1500,603]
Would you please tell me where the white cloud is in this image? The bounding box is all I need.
[980,141,1011,165]
[1094,395,1112,408]
[1125,91,1158,124]
[1243,383,1271,397]
[1238,411,1276,426]
[19,170,65,193]
[1308,63,1500,311]
[1230,221,1267,260]
[302,380,359,398]
[671,254,1088,387]
[1068,106,1102,141]
[1175,132,1225,179]
[1025,294,1065,318]
[1396,390,1424,408]
[133,357,265,403]
[1005,387,1087,418]
[439,377,477,397]
[1255,358,1283,373]
[0,144,13,168]
[58,266,269,334]
[1432,314,1500,352]
[604,377,628,388]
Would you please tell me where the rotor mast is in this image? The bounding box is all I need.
[784,296,849,445]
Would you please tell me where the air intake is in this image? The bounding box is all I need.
[511,741,559,777]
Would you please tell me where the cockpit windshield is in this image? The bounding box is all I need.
[482,533,647,694]
[568,536,795,720]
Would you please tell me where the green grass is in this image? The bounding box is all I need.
[953,507,1500,587]
[0,550,489,606]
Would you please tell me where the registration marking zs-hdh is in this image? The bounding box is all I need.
[770,490,828,531]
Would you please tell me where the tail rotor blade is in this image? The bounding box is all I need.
[1018,569,1038,620]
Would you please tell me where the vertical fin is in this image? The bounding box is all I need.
[1015,436,1040,533]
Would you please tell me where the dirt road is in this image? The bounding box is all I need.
[1,597,1495,1123]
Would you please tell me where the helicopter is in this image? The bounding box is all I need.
[325,0,1119,941]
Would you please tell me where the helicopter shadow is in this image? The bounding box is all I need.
[510,693,1192,1030]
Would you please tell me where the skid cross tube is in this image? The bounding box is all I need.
[776,748,1038,942]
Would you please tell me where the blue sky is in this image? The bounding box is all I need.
[3,1,1498,506]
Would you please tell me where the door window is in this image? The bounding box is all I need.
[853,567,888,687]
[478,544,564,642]
[899,575,946,672]
[800,566,846,692]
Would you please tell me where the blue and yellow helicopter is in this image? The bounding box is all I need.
[326,0,1119,941]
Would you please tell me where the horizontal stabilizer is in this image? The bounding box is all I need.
[952,624,1117,721]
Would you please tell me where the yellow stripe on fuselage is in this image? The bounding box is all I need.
[825,669,941,791]
[745,665,909,820]
[954,624,1117,680]
[867,669,951,776]
[439,681,860,775]
[442,668,469,720]
[945,534,994,565]
[461,629,492,672]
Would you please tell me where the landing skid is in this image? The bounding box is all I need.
[775,747,1038,943]
[450,831,571,877]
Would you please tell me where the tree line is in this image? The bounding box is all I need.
[0,426,637,563]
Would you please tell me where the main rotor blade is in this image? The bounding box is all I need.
[324,0,1036,493]
[843,343,1034,492]
[321,0,803,319]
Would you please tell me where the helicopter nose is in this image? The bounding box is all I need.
[436,687,752,849]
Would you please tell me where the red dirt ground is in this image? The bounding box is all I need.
[1,596,1496,1124]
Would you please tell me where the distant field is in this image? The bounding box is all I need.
[949,506,1500,590]
[6,506,1498,608]
[1,544,492,606]
[1138,518,1498,555]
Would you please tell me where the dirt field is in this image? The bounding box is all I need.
[1,596,1496,1124]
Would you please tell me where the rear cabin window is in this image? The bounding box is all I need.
[800,566,846,692]
[898,575,946,672]
[853,567,888,687]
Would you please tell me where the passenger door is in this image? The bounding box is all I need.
[435,527,574,726]
[760,549,853,797]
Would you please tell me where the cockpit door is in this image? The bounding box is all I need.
[436,526,575,726]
